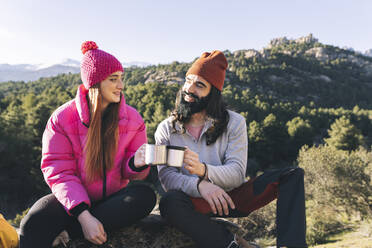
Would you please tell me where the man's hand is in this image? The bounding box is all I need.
[184,147,205,177]
[198,180,235,216]
[134,143,146,168]
[77,210,107,245]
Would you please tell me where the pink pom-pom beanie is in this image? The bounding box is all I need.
[80,41,124,89]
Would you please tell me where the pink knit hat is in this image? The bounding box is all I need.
[80,41,124,89]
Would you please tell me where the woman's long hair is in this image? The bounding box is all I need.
[84,84,120,182]
[171,86,229,145]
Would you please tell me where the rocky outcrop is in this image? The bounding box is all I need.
[305,47,372,74]
[267,37,289,49]
[144,70,184,85]
[233,49,262,59]
[365,49,372,57]
[294,34,318,44]
[304,47,329,62]
[267,34,318,49]
[59,214,245,248]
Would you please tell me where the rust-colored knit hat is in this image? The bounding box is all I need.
[186,50,228,91]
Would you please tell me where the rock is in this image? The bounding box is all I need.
[305,47,329,62]
[294,33,318,44]
[314,75,332,83]
[267,34,318,49]
[233,49,261,59]
[364,64,372,76]
[267,37,289,49]
[143,70,184,85]
[364,49,372,57]
[59,214,244,248]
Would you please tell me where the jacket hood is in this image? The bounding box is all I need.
[75,84,128,126]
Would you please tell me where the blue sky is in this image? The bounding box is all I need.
[0,0,370,65]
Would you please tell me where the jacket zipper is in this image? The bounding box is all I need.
[102,144,107,200]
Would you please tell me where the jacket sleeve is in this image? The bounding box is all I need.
[205,114,248,190]
[41,114,91,215]
[155,120,201,198]
[121,121,149,180]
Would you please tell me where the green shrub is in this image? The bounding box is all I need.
[298,145,372,245]
[9,209,29,227]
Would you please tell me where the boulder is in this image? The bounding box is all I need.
[58,214,244,248]
[143,70,184,85]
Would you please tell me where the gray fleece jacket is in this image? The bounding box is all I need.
[155,110,248,198]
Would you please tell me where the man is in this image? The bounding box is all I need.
[155,51,307,248]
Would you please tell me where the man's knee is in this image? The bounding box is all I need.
[159,190,191,218]
[291,167,305,180]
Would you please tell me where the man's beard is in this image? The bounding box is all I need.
[176,91,210,121]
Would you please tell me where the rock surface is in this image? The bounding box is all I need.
[59,214,243,248]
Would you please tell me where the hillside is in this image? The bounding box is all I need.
[2,34,372,109]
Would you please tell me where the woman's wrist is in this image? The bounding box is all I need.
[129,156,148,171]
[77,210,91,223]
[70,202,89,217]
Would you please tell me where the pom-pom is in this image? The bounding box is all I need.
[81,41,98,54]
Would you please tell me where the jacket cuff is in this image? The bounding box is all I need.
[70,202,89,217]
[128,156,149,172]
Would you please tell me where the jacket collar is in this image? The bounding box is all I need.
[75,84,128,127]
[173,115,213,134]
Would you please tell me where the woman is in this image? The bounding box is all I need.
[19,41,156,247]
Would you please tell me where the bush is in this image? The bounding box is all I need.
[9,208,29,227]
[298,145,372,245]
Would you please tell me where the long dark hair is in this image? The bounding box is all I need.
[171,86,229,145]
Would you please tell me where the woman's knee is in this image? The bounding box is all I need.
[124,183,157,211]
[20,194,66,236]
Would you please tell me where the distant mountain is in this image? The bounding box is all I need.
[0,59,80,82]
[122,61,152,68]
[365,49,372,57]
[0,59,151,82]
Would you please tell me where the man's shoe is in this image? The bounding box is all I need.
[226,235,260,248]
[52,230,69,247]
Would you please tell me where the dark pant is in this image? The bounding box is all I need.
[159,167,307,248]
[19,183,156,248]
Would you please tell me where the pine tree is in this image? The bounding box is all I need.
[325,116,365,151]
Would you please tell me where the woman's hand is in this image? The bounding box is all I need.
[134,144,146,168]
[77,210,107,245]
[198,180,235,216]
[183,147,205,177]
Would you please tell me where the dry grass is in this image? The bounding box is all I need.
[312,227,372,248]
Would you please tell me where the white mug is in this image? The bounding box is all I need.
[145,144,167,165]
[166,145,186,167]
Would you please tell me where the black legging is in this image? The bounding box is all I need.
[19,183,156,248]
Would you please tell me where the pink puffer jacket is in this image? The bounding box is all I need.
[41,84,149,214]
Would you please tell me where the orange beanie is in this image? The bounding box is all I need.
[186,50,228,91]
